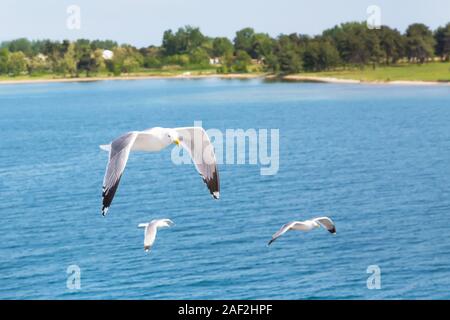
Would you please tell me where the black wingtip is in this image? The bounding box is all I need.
[329,227,336,234]
[204,167,219,200]
[268,239,275,246]
[101,176,122,217]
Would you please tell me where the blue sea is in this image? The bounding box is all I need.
[1,78,450,299]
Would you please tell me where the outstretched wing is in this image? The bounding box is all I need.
[144,224,158,252]
[174,127,220,199]
[313,217,336,234]
[101,132,138,216]
[268,221,300,246]
[138,223,149,228]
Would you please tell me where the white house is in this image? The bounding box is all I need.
[209,57,220,65]
[102,50,114,60]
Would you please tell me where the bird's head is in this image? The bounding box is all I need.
[166,130,182,146]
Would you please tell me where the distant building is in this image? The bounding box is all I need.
[251,58,264,65]
[102,50,114,60]
[209,57,220,65]
[36,53,47,61]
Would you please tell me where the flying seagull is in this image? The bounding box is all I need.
[138,219,174,252]
[100,127,220,215]
[268,217,336,246]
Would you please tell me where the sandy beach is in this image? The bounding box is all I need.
[0,73,264,85]
[278,75,450,86]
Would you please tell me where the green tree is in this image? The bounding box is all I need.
[143,56,162,68]
[162,30,178,56]
[90,40,118,51]
[162,26,206,55]
[234,28,255,56]
[366,29,383,68]
[8,51,27,76]
[27,55,50,75]
[317,39,340,70]
[323,22,377,67]
[212,37,234,57]
[0,48,9,74]
[163,54,190,67]
[189,47,210,67]
[122,56,141,73]
[62,43,77,76]
[183,26,206,53]
[75,40,95,76]
[200,37,214,57]
[251,33,274,60]
[263,52,280,73]
[273,35,303,73]
[435,23,450,61]
[5,38,32,56]
[303,38,340,71]
[141,46,163,68]
[303,41,320,71]
[41,40,64,60]
[30,40,47,56]
[232,50,251,72]
[405,23,435,63]
[217,51,234,73]
[111,46,144,75]
[93,49,106,72]
[378,26,405,64]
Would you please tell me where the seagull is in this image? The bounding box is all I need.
[138,219,174,252]
[268,217,336,246]
[100,127,220,215]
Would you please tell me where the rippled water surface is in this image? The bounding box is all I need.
[1,79,450,299]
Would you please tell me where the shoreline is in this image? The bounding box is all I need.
[0,73,264,85]
[277,75,450,86]
[0,73,449,86]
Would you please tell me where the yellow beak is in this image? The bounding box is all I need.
[174,138,180,146]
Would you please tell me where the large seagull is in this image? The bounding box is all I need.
[138,219,174,252]
[100,127,220,215]
[268,217,336,246]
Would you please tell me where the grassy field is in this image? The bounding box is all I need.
[1,62,449,83]
[298,62,450,82]
[0,67,220,82]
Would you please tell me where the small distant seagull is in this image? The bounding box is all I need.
[138,219,174,252]
[100,127,220,215]
[268,217,336,246]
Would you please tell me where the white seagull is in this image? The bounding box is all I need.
[100,127,220,215]
[138,219,174,252]
[268,217,336,246]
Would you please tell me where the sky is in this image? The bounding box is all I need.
[0,0,449,47]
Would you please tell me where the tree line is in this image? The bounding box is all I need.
[0,21,449,77]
